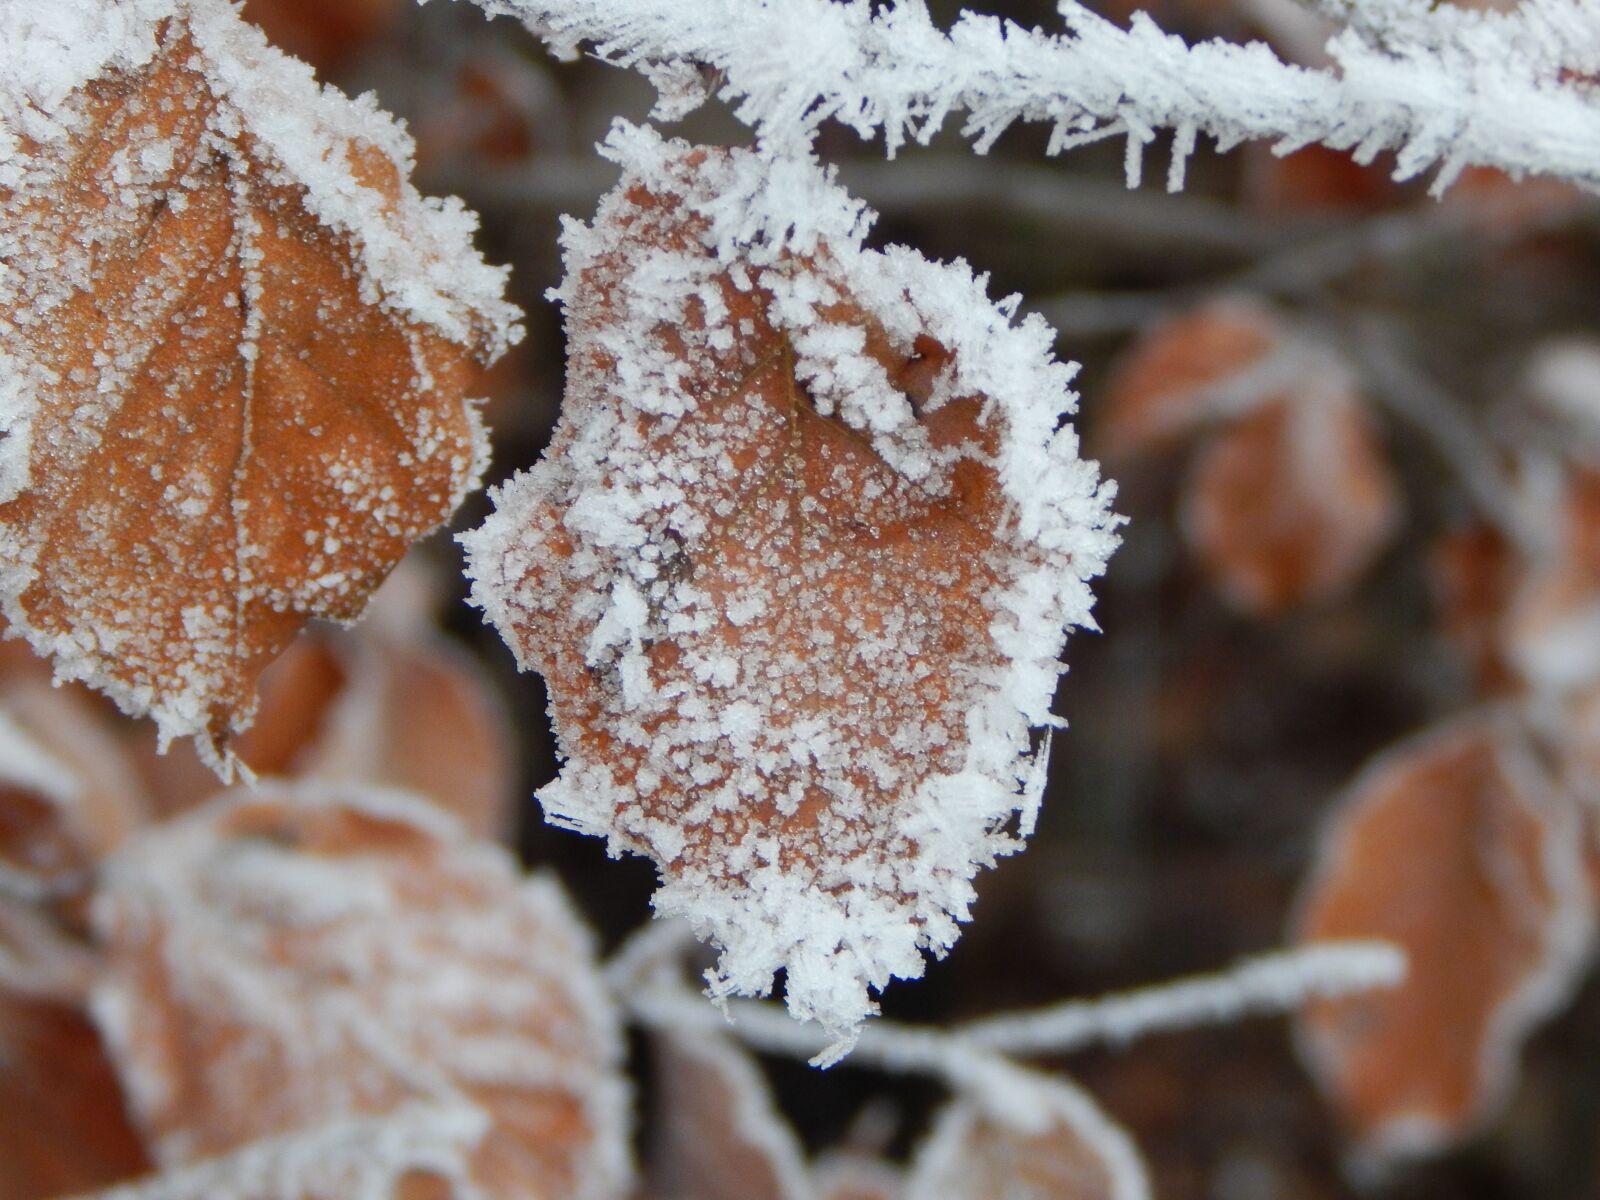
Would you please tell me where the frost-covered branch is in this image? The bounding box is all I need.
[452,0,1600,192]
[957,940,1405,1054]
[612,930,1404,1070]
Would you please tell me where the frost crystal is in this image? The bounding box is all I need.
[456,0,1600,192]
[463,125,1118,1053]
[0,0,520,766]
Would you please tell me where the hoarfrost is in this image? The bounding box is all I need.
[463,125,1118,1054]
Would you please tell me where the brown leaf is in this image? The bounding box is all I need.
[1180,389,1399,615]
[1241,144,1402,217]
[0,990,151,1200]
[650,1026,809,1200]
[1294,714,1593,1163]
[1096,298,1282,462]
[130,562,515,837]
[811,1158,903,1200]
[0,5,517,767]
[463,131,1116,1040]
[92,782,631,1199]
[904,1068,1147,1200]
[241,0,401,75]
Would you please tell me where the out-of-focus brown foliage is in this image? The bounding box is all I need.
[241,0,402,74]
[1294,715,1593,1161]
[1101,300,1399,614]
[1181,390,1399,615]
[92,783,630,1199]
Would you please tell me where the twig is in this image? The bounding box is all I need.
[608,932,1404,1071]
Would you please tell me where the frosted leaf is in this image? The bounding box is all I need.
[1294,713,1594,1165]
[462,126,1119,1049]
[91,781,632,1200]
[0,0,520,769]
[0,887,149,1198]
[1179,385,1400,615]
[239,0,402,76]
[1097,298,1284,461]
[1429,522,1518,694]
[650,1025,810,1200]
[904,1065,1149,1200]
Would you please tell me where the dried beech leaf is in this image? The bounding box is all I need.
[1180,389,1399,615]
[1242,144,1400,217]
[0,990,151,1200]
[905,1068,1148,1200]
[1294,714,1594,1163]
[0,680,149,898]
[650,1026,809,1200]
[0,1,518,765]
[462,127,1118,1044]
[1096,298,1281,461]
[91,782,632,1200]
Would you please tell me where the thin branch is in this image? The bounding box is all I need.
[446,0,1600,191]
[610,932,1404,1071]
[957,941,1404,1055]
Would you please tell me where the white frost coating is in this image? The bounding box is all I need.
[906,1061,1151,1200]
[0,0,520,766]
[959,941,1407,1055]
[463,124,1119,1056]
[653,1025,813,1200]
[69,1102,490,1200]
[0,706,82,811]
[0,0,518,349]
[89,781,634,1200]
[450,0,1600,193]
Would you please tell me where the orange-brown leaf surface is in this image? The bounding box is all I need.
[904,1070,1146,1200]
[1096,298,1281,462]
[0,990,151,1200]
[1180,389,1399,615]
[1430,522,1519,694]
[91,782,631,1199]
[1294,715,1593,1163]
[650,1026,808,1200]
[0,896,149,1200]
[463,128,1118,1043]
[241,0,400,75]
[0,2,517,767]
